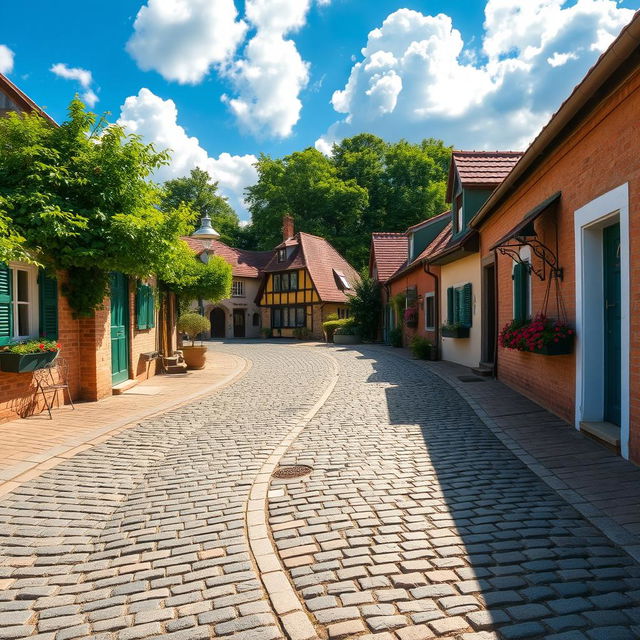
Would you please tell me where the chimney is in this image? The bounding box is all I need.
[282,214,294,241]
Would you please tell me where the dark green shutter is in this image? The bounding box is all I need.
[461,283,472,327]
[147,286,155,329]
[136,283,148,330]
[513,263,529,323]
[0,263,12,346]
[38,270,58,340]
[447,287,454,324]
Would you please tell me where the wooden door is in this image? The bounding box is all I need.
[603,223,621,425]
[110,273,129,385]
[210,308,226,339]
[233,309,246,338]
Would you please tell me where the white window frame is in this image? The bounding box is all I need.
[8,262,40,340]
[231,280,245,297]
[424,292,435,331]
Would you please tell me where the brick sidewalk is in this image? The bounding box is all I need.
[0,348,248,496]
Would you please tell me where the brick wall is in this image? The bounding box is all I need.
[478,66,640,462]
[130,278,159,381]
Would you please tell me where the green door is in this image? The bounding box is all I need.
[603,223,621,425]
[110,272,129,386]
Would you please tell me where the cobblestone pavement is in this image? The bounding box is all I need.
[1,343,640,640]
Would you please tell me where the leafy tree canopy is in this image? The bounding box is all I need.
[244,134,451,269]
[161,168,241,246]
[0,98,231,315]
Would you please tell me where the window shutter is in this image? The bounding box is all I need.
[136,283,148,330]
[462,283,472,327]
[513,263,529,323]
[146,286,155,329]
[0,263,12,346]
[38,270,58,340]
[446,287,454,324]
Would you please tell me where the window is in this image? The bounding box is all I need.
[406,286,417,309]
[273,274,281,292]
[281,273,290,292]
[334,269,350,290]
[289,271,298,291]
[136,283,155,330]
[337,307,350,319]
[271,306,306,328]
[456,194,463,234]
[513,261,531,323]
[232,280,245,297]
[277,248,287,263]
[424,293,435,331]
[446,283,472,327]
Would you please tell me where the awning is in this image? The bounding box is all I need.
[490,191,561,251]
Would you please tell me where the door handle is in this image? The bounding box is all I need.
[605,301,616,309]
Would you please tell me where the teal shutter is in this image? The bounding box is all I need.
[461,283,472,327]
[147,286,155,329]
[447,287,454,324]
[137,284,155,330]
[38,270,58,340]
[0,264,12,346]
[513,263,529,323]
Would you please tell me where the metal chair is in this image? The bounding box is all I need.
[33,356,75,419]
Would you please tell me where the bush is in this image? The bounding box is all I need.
[389,327,403,348]
[347,274,381,342]
[410,336,432,359]
[293,327,311,340]
[260,327,273,339]
[177,313,210,346]
[334,324,360,336]
[322,317,354,342]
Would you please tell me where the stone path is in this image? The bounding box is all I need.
[1,342,639,640]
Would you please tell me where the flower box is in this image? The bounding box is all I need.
[442,325,470,338]
[532,334,574,356]
[0,351,58,373]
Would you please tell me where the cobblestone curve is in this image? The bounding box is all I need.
[270,345,640,640]
[0,344,335,640]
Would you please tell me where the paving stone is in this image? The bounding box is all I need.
[326,619,367,639]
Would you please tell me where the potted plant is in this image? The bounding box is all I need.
[177,313,210,369]
[442,323,470,338]
[333,324,361,345]
[404,307,418,328]
[499,314,574,355]
[0,339,61,373]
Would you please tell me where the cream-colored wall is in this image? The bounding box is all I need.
[440,253,482,368]
[202,277,262,339]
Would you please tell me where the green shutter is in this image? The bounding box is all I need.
[461,283,472,327]
[0,263,12,346]
[147,286,155,329]
[136,283,148,330]
[513,263,529,323]
[446,287,454,324]
[38,270,58,340]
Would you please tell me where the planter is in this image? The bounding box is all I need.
[532,335,574,356]
[181,345,207,370]
[441,326,470,339]
[334,334,360,345]
[0,350,58,373]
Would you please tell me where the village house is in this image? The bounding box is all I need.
[470,12,640,463]
[0,73,177,423]
[257,216,359,340]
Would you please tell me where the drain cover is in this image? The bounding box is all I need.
[458,375,486,383]
[273,465,313,479]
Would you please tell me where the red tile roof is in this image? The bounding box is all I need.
[0,73,56,125]
[370,233,408,282]
[183,237,272,278]
[447,151,523,200]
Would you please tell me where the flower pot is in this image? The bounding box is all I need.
[532,335,574,356]
[334,334,360,345]
[181,345,207,370]
[441,326,470,338]
[0,351,58,373]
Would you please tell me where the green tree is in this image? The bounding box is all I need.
[347,272,382,342]
[245,148,368,264]
[161,168,241,245]
[0,98,230,315]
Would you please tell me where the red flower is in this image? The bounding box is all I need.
[38,343,45,350]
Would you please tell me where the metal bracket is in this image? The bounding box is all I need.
[496,236,563,281]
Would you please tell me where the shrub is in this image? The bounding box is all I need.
[322,317,354,342]
[389,327,403,348]
[293,327,311,340]
[260,327,273,338]
[334,324,360,336]
[177,313,210,346]
[347,274,381,341]
[410,336,432,359]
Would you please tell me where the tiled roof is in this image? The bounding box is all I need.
[406,209,451,233]
[182,237,273,278]
[0,73,56,125]
[370,233,408,281]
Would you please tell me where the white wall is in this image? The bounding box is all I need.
[440,253,482,368]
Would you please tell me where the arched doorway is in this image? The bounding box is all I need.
[210,308,226,339]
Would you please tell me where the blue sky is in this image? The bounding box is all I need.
[1,0,638,219]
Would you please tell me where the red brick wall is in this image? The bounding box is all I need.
[479,66,640,462]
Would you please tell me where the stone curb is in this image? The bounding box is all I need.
[0,353,252,497]
[367,344,640,565]
[245,350,340,640]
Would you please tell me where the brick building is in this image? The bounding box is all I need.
[470,12,640,462]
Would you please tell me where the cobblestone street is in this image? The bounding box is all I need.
[1,342,639,640]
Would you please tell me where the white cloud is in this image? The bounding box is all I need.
[50,63,99,107]
[126,0,247,85]
[0,45,14,74]
[317,0,634,153]
[117,88,257,220]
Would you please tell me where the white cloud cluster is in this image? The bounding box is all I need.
[50,63,99,107]
[317,0,634,152]
[126,0,247,85]
[117,88,257,219]
[0,45,14,74]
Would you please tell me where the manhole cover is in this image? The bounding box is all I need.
[273,465,313,479]
[458,375,486,383]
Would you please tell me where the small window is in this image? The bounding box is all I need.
[334,269,350,290]
[289,272,298,291]
[424,293,435,331]
[337,307,350,319]
[281,273,290,292]
[456,194,463,234]
[273,274,281,292]
[232,280,245,297]
[277,248,287,263]
[446,283,472,327]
